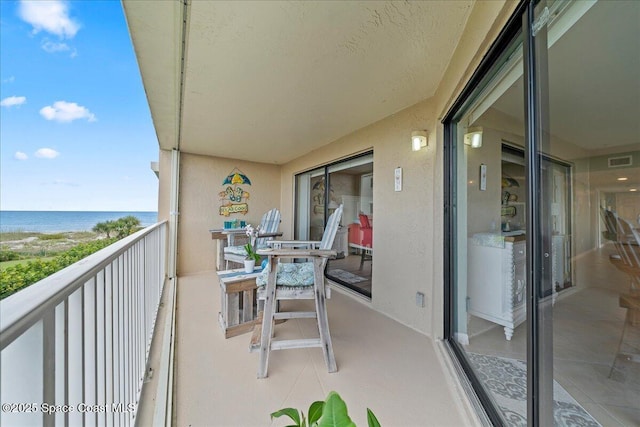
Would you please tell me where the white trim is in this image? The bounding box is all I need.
[454,332,470,346]
[168,149,180,279]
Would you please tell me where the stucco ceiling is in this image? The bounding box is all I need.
[123,0,474,164]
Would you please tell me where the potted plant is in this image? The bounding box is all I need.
[243,242,260,273]
[271,391,381,427]
[244,224,261,273]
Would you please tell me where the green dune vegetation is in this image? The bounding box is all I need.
[0,216,142,300]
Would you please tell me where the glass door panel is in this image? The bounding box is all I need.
[294,153,374,298]
[327,155,373,298]
[543,0,640,424]
[295,167,325,241]
[451,29,529,425]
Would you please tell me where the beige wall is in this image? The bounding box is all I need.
[280,99,437,334]
[176,153,281,274]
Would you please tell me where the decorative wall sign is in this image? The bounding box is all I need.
[219,168,252,216]
[220,203,249,216]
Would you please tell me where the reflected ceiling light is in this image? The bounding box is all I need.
[630,188,638,192]
[617,177,628,181]
[411,131,428,151]
[464,127,483,148]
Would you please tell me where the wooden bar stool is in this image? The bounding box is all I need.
[251,205,343,379]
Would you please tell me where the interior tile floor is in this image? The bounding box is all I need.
[465,245,640,426]
[173,272,466,426]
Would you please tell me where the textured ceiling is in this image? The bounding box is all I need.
[124,0,473,164]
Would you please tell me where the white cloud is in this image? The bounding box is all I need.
[35,148,60,159]
[15,151,29,160]
[18,0,80,39]
[2,76,16,84]
[1,96,27,107]
[41,39,70,53]
[40,101,96,122]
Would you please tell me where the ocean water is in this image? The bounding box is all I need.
[0,211,159,233]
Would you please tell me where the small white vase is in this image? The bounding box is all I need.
[244,259,255,273]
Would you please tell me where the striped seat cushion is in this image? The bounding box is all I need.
[224,243,270,256]
[255,262,315,287]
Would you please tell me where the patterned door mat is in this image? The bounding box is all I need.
[328,269,367,284]
[467,353,601,426]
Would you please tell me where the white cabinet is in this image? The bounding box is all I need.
[467,239,526,340]
[552,234,568,289]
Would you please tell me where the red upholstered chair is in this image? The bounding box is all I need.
[358,214,372,269]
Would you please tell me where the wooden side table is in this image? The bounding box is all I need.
[216,268,262,338]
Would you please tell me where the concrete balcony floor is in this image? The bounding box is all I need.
[173,272,467,426]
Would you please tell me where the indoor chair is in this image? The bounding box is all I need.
[358,213,373,270]
[606,211,640,291]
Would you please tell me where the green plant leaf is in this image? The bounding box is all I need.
[317,392,355,427]
[271,408,302,427]
[307,401,324,426]
[366,408,381,427]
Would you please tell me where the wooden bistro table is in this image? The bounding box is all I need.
[216,267,264,338]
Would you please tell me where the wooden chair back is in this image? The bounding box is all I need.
[319,205,344,250]
[256,208,281,247]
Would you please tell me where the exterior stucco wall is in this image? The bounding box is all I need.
[280,98,438,335]
[176,153,281,275]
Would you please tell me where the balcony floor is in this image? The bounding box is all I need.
[174,272,467,426]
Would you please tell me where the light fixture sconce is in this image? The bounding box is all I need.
[411,131,428,151]
[464,127,483,148]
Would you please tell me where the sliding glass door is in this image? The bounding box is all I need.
[445,0,639,425]
[541,1,640,425]
[295,153,374,298]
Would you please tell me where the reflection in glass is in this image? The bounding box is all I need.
[545,1,640,425]
[451,29,529,425]
[294,154,374,298]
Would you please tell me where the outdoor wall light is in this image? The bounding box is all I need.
[464,127,483,148]
[411,131,428,151]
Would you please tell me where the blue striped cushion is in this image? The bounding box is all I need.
[255,262,315,287]
[224,243,270,256]
[224,245,248,256]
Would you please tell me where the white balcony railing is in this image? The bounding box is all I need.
[1,222,167,426]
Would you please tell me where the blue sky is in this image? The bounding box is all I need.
[0,0,159,211]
